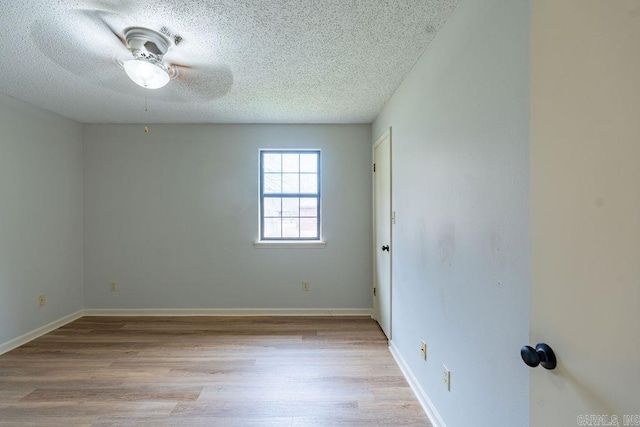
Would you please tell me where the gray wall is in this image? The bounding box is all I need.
[83,124,372,309]
[0,93,84,344]
[373,1,529,426]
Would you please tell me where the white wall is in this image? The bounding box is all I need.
[373,1,529,426]
[83,124,372,309]
[0,93,83,344]
[530,1,640,424]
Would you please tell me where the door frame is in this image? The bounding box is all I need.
[372,127,392,339]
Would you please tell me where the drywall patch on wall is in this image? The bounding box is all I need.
[437,223,456,266]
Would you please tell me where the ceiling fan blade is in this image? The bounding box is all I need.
[30,9,129,80]
[79,9,129,50]
[73,8,139,58]
[80,0,135,15]
[169,63,234,101]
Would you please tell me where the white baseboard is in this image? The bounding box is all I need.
[83,308,373,317]
[0,310,84,356]
[389,340,447,427]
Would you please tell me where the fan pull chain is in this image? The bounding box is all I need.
[143,96,150,134]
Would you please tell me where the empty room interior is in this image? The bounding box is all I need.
[1,1,639,426]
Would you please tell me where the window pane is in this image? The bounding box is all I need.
[263,153,281,172]
[260,150,320,241]
[282,173,299,193]
[282,218,300,238]
[300,218,318,238]
[282,154,299,173]
[300,173,317,194]
[300,153,317,173]
[263,198,281,217]
[264,173,281,193]
[300,198,317,217]
[263,218,281,238]
[282,198,300,218]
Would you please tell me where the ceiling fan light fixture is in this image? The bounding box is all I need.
[123,59,170,89]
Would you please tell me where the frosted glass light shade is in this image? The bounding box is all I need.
[123,59,170,89]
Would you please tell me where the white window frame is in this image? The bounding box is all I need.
[254,149,326,248]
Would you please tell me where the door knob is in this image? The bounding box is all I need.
[520,343,557,370]
[382,245,389,251]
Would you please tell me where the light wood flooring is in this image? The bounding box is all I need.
[0,316,430,426]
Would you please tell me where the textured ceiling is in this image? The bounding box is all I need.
[0,0,458,124]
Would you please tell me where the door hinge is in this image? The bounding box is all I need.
[373,287,377,296]
[373,163,376,172]
[392,211,396,224]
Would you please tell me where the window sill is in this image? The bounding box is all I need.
[253,240,327,249]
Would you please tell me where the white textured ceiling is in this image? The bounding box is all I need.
[0,0,458,124]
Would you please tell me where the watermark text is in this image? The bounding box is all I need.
[577,415,640,426]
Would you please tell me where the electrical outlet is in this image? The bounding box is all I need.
[420,341,427,360]
[443,365,451,391]
[38,294,46,307]
[110,282,118,292]
[302,281,310,291]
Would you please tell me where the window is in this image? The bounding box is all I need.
[259,150,321,241]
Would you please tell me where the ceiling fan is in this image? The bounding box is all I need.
[118,26,180,89]
[30,7,233,100]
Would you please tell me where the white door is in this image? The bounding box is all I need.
[373,129,392,339]
[530,1,640,425]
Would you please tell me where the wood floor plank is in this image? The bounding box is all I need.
[0,316,430,426]
[21,386,202,403]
